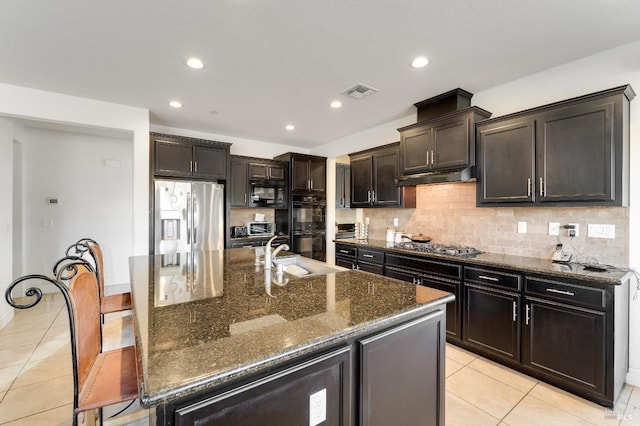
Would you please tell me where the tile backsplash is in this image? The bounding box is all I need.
[230,209,275,227]
[359,182,629,266]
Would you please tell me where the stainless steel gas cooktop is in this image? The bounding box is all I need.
[394,242,482,257]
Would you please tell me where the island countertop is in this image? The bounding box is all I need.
[128,248,454,408]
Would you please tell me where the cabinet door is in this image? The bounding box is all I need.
[432,114,470,170]
[291,158,310,192]
[309,158,326,192]
[420,276,461,342]
[477,118,536,204]
[154,139,193,176]
[463,284,520,362]
[269,164,285,180]
[536,98,615,203]
[193,144,227,179]
[357,261,384,276]
[336,164,346,208]
[336,257,357,270]
[175,347,352,426]
[350,156,373,207]
[248,163,269,179]
[360,312,445,426]
[400,126,432,174]
[230,160,248,207]
[523,298,606,395]
[372,150,401,206]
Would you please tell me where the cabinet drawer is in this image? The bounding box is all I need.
[464,267,521,291]
[335,244,356,258]
[525,277,606,309]
[385,253,461,280]
[358,261,384,275]
[358,249,384,264]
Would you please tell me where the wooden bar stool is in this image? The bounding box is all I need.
[5,265,139,426]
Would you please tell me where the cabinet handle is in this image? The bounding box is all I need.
[310,180,314,189]
[527,178,531,197]
[513,301,517,322]
[190,160,193,173]
[371,190,376,203]
[526,304,530,325]
[194,161,198,173]
[355,265,360,270]
[339,250,350,254]
[546,288,575,296]
[431,150,435,165]
[539,177,544,196]
[362,254,374,258]
[478,275,499,282]
[367,191,372,202]
[244,193,247,203]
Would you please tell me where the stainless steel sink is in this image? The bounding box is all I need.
[273,255,346,277]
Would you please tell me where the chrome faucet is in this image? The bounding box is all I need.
[271,244,290,267]
[264,235,278,270]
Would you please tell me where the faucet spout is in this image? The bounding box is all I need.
[271,244,290,267]
[264,235,279,270]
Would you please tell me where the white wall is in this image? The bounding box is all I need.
[312,39,640,385]
[19,126,133,285]
[0,118,14,327]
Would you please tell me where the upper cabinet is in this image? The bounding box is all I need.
[248,162,285,180]
[336,163,350,209]
[398,107,492,175]
[275,153,326,194]
[152,133,230,180]
[476,85,635,207]
[230,155,287,208]
[349,143,416,208]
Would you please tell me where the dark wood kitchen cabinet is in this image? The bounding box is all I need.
[274,153,326,193]
[151,132,230,180]
[385,252,462,342]
[230,157,249,207]
[230,155,288,208]
[476,85,635,207]
[248,161,285,180]
[335,163,350,209]
[359,312,446,426]
[349,143,415,208]
[334,243,384,276]
[463,266,522,363]
[398,107,491,175]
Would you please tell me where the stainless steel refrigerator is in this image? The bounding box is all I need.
[154,180,225,255]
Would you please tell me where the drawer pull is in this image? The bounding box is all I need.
[339,250,350,254]
[478,275,499,282]
[512,301,517,322]
[362,254,374,258]
[526,304,530,325]
[546,288,575,297]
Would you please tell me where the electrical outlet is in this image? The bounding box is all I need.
[518,221,527,234]
[548,222,560,236]
[309,389,326,426]
[567,223,579,237]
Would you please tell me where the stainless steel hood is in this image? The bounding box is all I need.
[395,166,475,186]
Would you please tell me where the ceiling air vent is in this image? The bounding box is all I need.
[341,83,378,100]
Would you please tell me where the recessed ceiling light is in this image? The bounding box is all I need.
[411,56,429,68]
[186,57,204,69]
[285,124,295,131]
[330,100,342,109]
[169,100,183,108]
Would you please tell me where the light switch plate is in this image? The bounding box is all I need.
[548,222,560,236]
[588,224,615,239]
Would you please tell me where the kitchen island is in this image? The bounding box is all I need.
[128,248,454,425]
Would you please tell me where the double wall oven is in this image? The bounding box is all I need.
[290,194,326,261]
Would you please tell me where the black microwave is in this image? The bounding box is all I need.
[249,180,285,207]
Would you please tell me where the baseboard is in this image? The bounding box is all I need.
[0,308,14,330]
[626,367,640,387]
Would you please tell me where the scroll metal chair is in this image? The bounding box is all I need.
[6,262,139,426]
[60,238,133,323]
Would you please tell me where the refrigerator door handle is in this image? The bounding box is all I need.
[192,192,198,244]
[186,192,191,244]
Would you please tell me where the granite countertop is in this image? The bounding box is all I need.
[128,248,454,408]
[336,239,632,285]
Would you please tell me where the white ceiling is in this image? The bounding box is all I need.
[2,0,640,149]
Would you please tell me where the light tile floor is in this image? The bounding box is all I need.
[0,292,638,425]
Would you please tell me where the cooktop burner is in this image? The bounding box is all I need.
[395,242,482,257]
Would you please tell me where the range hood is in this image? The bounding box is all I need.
[396,89,490,186]
[395,166,475,186]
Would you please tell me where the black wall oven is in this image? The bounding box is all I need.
[291,195,326,261]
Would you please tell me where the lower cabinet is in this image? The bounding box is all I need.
[334,243,384,276]
[359,312,445,426]
[462,266,522,362]
[174,347,352,426]
[163,309,446,425]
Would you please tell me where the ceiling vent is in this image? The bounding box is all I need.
[341,83,378,100]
